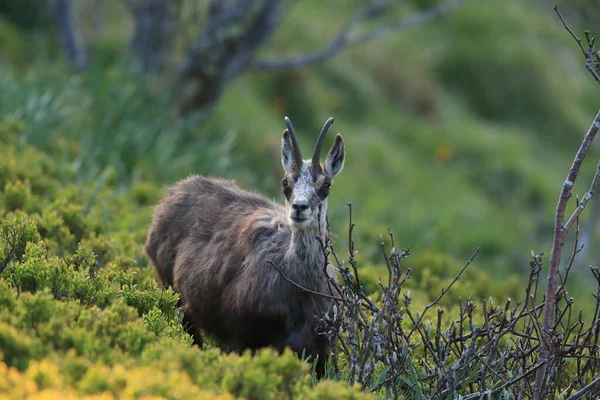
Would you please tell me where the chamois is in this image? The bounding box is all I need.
[144,116,346,376]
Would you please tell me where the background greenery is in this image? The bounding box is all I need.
[1,0,599,398]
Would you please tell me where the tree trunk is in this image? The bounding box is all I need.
[51,0,87,70]
[124,0,176,72]
[174,0,286,117]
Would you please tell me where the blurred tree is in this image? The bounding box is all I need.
[50,0,466,119]
[121,0,177,72]
[175,0,287,117]
[51,0,87,69]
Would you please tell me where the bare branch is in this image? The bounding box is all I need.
[564,161,600,232]
[567,375,600,400]
[558,201,583,300]
[554,6,600,86]
[534,110,600,399]
[462,362,545,400]
[268,260,341,301]
[553,6,586,58]
[319,200,599,395]
[251,0,466,71]
[407,247,480,339]
[584,34,600,86]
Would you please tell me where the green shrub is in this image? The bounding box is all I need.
[0,140,368,398]
[0,213,41,271]
[0,1,598,396]
[2,180,32,211]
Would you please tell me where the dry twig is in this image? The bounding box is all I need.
[534,110,600,399]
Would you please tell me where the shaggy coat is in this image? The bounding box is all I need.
[144,117,345,376]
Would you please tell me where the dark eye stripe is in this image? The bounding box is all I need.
[283,185,293,200]
[317,185,330,200]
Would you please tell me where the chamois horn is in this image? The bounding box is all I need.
[312,117,335,172]
[284,116,303,167]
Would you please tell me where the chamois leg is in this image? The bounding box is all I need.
[315,354,328,379]
[283,326,328,379]
[314,340,331,379]
[181,311,203,347]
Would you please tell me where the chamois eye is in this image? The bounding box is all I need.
[323,182,331,189]
[282,178,288,186]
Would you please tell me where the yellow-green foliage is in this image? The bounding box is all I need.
[0,352,367,399]
[0,125,370,399]
[1,0,599,393]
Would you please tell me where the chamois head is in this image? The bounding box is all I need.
[280,116,345,230]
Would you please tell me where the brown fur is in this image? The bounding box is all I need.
[144,118,345,377]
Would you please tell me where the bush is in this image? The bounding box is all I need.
[1,1,599,396]
[0,135,369,399]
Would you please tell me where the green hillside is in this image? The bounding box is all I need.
[1,0,599,398]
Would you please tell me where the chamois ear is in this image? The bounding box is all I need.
[325,134,345,178]
[281,130,295,173]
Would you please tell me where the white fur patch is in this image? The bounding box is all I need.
[292,163,316,205]
[286,162,328,230]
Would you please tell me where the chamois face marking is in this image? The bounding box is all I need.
[281,122,345,230]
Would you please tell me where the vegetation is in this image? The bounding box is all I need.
[1,0,600,398]
[0,124,371,399]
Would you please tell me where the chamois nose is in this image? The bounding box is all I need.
[292,202,309,212]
